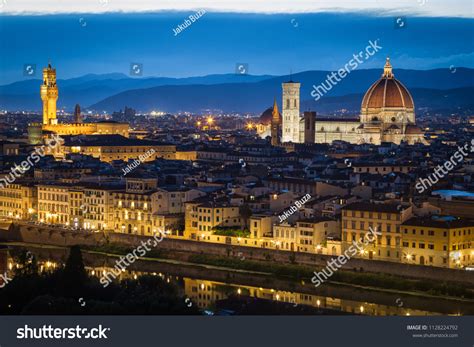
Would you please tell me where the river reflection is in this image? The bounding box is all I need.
[1,246,471,316]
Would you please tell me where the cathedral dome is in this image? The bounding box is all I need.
[361,58,414,112]
[259,107,274,125]
[259,100,281,125]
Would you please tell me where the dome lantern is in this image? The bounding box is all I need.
[382,57,393,78]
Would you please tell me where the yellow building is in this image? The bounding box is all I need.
[0,182,37,220]
[184,201,242,240]
[29,63,129,145]
[82,186,114,231]
[62,135,176,162]
[110,179,204,236]
[249,214,275,239]
[69,188,85,229]
[273,218,340,253]
[175,150,198,161]
[401,216,474,268]
[342,202,413,262]
[37,184,72,225]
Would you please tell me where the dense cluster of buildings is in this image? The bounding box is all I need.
[0,62,472,271]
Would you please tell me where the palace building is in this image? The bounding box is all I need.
[277,58,427,146]
[28,63,129,144]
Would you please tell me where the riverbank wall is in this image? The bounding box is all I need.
[1,222,473,285]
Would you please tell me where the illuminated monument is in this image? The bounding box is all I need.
[28,63,130,144]
[41,63,59,125]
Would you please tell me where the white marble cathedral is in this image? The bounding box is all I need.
[279,58,426,145]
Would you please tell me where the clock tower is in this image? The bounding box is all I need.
[40,63,58,125]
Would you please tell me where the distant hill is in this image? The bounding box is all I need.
[1,68,473,113]
[0,73,275,111]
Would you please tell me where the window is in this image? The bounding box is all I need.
[419,243,425,249]
[428,244,434,250]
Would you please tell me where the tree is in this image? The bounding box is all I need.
[239,204,253,228]
[61,246,88,296]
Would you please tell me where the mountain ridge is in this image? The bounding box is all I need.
[1,68,473,113]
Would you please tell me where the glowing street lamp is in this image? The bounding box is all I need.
[206,116,214,125]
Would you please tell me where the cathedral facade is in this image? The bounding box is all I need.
[279,58,426,146]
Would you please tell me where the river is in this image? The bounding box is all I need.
[1,245,472,315]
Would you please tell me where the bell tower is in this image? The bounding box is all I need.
[270,98,280,146]
[281,80,301,143]
[40,63,58,125]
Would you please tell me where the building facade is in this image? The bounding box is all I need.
[401,216,474,269]
[342,202,413,262]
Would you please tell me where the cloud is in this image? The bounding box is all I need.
[0,0,472,17]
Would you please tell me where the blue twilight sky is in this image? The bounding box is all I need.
[0,9,473,84]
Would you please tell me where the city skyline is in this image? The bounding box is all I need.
[0,0,473,326]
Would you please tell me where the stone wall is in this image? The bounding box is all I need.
[1,222,473,285]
